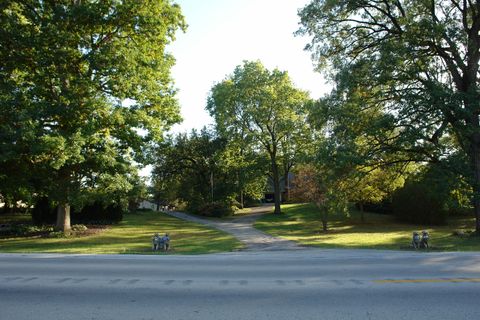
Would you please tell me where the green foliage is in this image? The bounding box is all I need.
[349,167,406,206]
[220,136,268,206]
[298,0,480,230]
[393,180,448,225]
[0,1,185,230]
[32,197,125,225]
[290,163,349,231]
[1,224,54,237]
[419,163,473,217]
[196,202,235,218]
[47,231,69,239]
[152,128,265,214]
[31,197,57,225]
[74,201,124,225]
[390,163,464,226]
[207,60,313,214]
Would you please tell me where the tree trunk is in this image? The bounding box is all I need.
[3,201,12,214]
[471,138,480,234]
[271,159,282,214]
[359,202,365,223]
[240,190,244,209]
[210,171,214,203]
[56,203,71,232]
[321,209,328,231]
[237,170,244,209]
[283,170,290,203]
[315,201,328,231]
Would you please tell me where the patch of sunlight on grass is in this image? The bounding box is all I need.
[234,208,252,215]
[255,203,480,251]
[0,211,243,254]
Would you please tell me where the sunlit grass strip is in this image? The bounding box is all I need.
[255,203,480,251]
[0,211,243,255]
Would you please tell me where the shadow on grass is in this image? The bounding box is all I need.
[255,203,480,251]
[0,211,243,254]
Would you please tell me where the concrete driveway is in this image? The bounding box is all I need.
[165,205,302,251]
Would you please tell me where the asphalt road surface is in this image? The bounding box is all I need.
[1,250,480,320]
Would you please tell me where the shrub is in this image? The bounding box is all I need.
[48,231,67,238]
[71,224,88,232]
[244,198,262,207]
[31,197,57,225]
[392,181,448,225]
[359,200,393,215]
[72,201,124,225]
[196,202,234,218]
[185,195,205,215]
[1,224,54,237]
[31,198,124,225]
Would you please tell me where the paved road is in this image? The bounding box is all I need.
[165,206,303,251]
[1,250,480,320]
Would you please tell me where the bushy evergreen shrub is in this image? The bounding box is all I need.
[197,202,234,217]
[392,181,448,225]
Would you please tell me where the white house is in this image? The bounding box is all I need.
[138,200,158,211]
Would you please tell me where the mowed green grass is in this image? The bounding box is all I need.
[255,203,480,251]
[0,211,243,254]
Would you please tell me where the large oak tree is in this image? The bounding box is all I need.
[0,0,185,230]
[298,0,480,231]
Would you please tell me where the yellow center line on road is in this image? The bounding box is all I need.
[374,278,480,284]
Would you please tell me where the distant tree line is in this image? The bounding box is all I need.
[2,0,478,234]
[151,0,480,234]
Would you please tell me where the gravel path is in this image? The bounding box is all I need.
[165,205,304,251]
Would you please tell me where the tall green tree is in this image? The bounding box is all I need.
[207,61,311,214]
[0,1,185,231]
[152,129,249,212]
[221,136,267,208]
[309,88,411,222]
[298,0,480,231]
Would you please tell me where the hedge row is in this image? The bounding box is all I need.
[32,197,124,225]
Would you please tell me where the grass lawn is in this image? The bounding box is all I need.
[255,203,480,251]
[0,211,243,254]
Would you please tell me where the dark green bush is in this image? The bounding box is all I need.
[72,201,124,225]
[1,224,54,237]
[356,200,393,215]
[31,197,57,225]
[196,202,234,218]
[32,198,124,225]
[392,181,448,225]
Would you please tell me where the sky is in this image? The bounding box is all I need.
[167,0,330,133]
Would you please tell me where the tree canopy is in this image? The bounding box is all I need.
[0,0,185,230]
[151,129,266,214]
[207,61,312,214]
[298,0,480,231]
